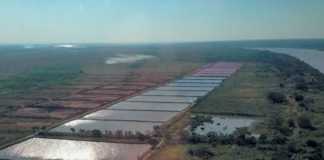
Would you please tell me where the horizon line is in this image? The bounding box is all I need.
[0,37,324,46]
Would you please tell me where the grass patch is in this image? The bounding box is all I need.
[150,145,188,160]
[192,63,280,116]
[185,144,273,160]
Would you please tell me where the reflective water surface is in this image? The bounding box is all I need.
[142,90,208,97]
[174,79,223,84]
[84,110,178,122]
[156,86,214,91]
[52,119,161,134]
[183,76,227,80]
[0,138,151,160]
[166,82,220,87]
[108,101,190,111]
[127,95,197,104]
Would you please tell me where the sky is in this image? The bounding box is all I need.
[0,0,324,44]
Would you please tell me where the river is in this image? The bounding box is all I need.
[255,48,324,73]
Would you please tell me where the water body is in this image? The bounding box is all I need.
[52,119,161,134]
[84,109,178,122]
[194,116,257,135]
[105,54,155,64]
[127,95,197,104]
[0,138,150,160]
[256,48,324,73]
[108,101,190,112]
[142,90,208,97]
[166,82,220,87]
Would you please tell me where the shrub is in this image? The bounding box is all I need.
[191,115,213,131]
[297,115,316,130]
[294,94,304,102]
[258,134,268,144]
[188,147,215,160]
[147,138,160,148]
[306,139,319,148]
[206,132,218,144]
[296,82,309,91]
[287,142,299,153]
[268,92,287,104]
[278,126,293,137]
[271,147,290,160]
[187,134,208,144]
[135,131,147,141]
[270,133,288,145]
[287,119,296,128]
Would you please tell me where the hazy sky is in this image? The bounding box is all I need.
[0,0,324,43]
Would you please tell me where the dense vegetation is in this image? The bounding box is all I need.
[0,66,81,96]
[182,50,324,160]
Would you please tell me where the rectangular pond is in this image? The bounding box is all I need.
[0,138,150,160]
[156,86,215,92]
[192,73,232,77]
[142,90,208,97]
[127,95,197,104]
[183,76,227,80]
[174,79,223,84]
[83,110,178,122]
[166,82,220,87]
[108,101,190,112]
[51,119,161,134]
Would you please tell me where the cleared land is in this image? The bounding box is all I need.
[0,47,199,147]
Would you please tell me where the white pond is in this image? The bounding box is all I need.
[194,116,257,135]
[105,54,155,64]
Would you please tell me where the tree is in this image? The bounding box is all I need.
[70,128,76,133]
[91,129,102,137]
[32,126,40,132]
[135,131,146,141]
[115,130,123,138]
[106,130,113,137]
[79,129,85,135]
